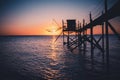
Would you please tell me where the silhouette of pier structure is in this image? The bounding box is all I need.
[62,0,120,71]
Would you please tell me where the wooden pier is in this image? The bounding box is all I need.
[62,0,120,71]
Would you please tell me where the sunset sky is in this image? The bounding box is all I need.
[0,0,119,35]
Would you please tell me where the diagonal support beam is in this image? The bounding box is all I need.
[107,22,120,39]
[92,37,104,52]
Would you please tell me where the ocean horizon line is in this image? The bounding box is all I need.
[0,34,117,37]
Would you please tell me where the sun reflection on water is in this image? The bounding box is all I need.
[44,36,60,80]
[49,36,58,62]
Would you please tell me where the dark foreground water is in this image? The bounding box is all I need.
[0,35,120,80]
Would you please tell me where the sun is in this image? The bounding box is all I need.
[52,29,56,33]
[46,25,58,35]
[51,26,57,34]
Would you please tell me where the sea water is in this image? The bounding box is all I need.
[0,35,120,80]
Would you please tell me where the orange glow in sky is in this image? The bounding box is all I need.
[0,0,120,35]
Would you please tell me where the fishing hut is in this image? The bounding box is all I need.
[62,19,88,52]
[62,19,79,49]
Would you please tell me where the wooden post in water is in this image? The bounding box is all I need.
[90,12,94,70]
[79,23,82,51]
[83,19,86,52]
[62,20,65,45]
[67,30,70,48]
[90,12,94,59]
[78,21,80,51]
[102,12,105,64]
[105,0,109,72]
[85,23,87,50]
